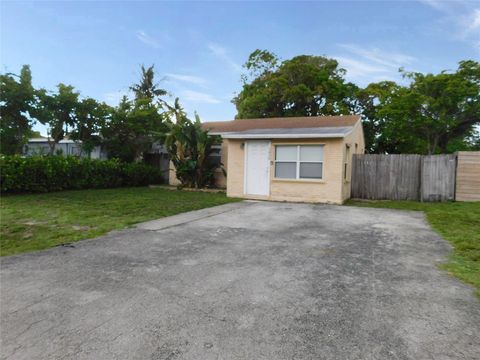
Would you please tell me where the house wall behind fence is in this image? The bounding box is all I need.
[341,121,365,201]
[456,151,480,202]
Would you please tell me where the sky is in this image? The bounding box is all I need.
[1,0,479,136]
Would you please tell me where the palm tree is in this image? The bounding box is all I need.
[129,65,167,101]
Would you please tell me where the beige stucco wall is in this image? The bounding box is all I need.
[225,139,246,198]
[226,122,365,204]
[341,121,365,201]
[213,140,228,188]
[227,138,345,204]
[168,160,181,186]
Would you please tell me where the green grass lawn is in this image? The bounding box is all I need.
[347,200,480,297]
[0,187,239,256]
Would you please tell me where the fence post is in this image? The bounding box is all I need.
[453,152,458,201]
[419,155,424,202]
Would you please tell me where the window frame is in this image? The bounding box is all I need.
[207,144,222,167]
[274,145,324,180]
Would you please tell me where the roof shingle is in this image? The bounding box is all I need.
[201,115,361,134]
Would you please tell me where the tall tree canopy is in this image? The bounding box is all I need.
[102,65,169,162]
[70,98,112,157]
[33,84,80,154]
[0,65,36,154]
[101,97,167,162]
[129,65,168,101]
[359,61,480,154]
[233,50,358,119]
[2,59,478,158]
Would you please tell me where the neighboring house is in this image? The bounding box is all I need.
[144,142,170,183]
[170,115,365,204]
[23,137,108,159]
[25,137,171,181]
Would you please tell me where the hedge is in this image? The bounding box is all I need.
[0,155,164,193]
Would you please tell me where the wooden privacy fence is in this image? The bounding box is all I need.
[351,154,457,202]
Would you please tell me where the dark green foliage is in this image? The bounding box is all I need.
[0,65,36,155]
[235,51,479,154]
[130,64,168,101]
[70,98,112,157]
[358,61,480,154]
[165,102,222,188]
[102,65,169,162]
[0,156,162,193]
[33,84,80,154]
[233,50,358,118]
[101,97,168,162]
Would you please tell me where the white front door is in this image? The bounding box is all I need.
[245,140,270,196]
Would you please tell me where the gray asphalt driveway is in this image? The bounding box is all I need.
[1,201,479,360]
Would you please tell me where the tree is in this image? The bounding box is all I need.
[165,103,222,188]
[70,98,112,157]
[360,61,480,154]
[241,49,279,82]
[102,65,169,162]
[233,50,358,119]
[0,65,36,154]
[356,81,403,153]
[101,96,167,162]
[129,65,167,101]
[34,84,80,154]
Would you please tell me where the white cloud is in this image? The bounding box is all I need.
[165,73,207,86]
[334,44,415,85]
[420,0,480,52]
[208,43,242,72]
[136,30,161,49]
[418,0,450,12]
[465,9,480,34]
[338,44,416,68]
[182,90,221,104]
[335,56,389,77]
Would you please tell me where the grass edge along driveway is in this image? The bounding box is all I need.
[347,200,480,297]
[1,187,240,257]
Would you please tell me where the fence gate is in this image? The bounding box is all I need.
[420,155,456,202]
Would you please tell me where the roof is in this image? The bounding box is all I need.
[28,138,50,143]
[202,115,361,139]
[28,138,78,144]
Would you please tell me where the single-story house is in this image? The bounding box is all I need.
[170,115,364,204]
[24,137,108,159]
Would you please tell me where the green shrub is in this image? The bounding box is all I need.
[0,155,163,193]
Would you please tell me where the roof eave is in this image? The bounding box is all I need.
[218,133,347,139]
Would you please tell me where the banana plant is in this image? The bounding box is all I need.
[165,100,223,188]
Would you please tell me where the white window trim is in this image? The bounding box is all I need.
[274,145,324,180]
